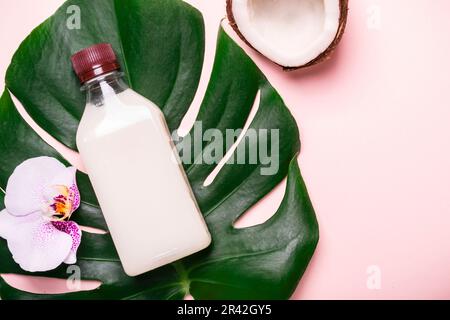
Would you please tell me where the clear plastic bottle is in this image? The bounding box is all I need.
[71,43,211,276]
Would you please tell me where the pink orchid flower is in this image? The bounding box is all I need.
[0,157,82,272]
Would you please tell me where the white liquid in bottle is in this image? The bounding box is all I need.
[72,44,211,276]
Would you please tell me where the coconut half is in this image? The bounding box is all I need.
[227,0,348,70]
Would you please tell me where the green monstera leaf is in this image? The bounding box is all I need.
[0,0,318,299]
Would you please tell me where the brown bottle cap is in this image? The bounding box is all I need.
[71,43,120,83]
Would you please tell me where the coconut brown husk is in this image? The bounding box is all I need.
[226,0,349,71]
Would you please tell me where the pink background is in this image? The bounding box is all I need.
[1,0,450,299]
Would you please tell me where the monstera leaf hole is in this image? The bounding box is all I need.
[0,0,319,300]
[1,274,101,295]
[202,90,261,188]
[233,179,286,230]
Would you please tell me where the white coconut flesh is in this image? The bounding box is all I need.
[230,0,341,68]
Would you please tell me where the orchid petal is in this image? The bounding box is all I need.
[52,220,82,264]
[0,210,73,272]
[5,157,67,217]
[50,166,77,186]
[0,209,17,239]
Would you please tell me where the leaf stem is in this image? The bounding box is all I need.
[173,262,190,296]
[0,186,5,194]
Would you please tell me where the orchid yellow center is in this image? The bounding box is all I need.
[49,185,78,221]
